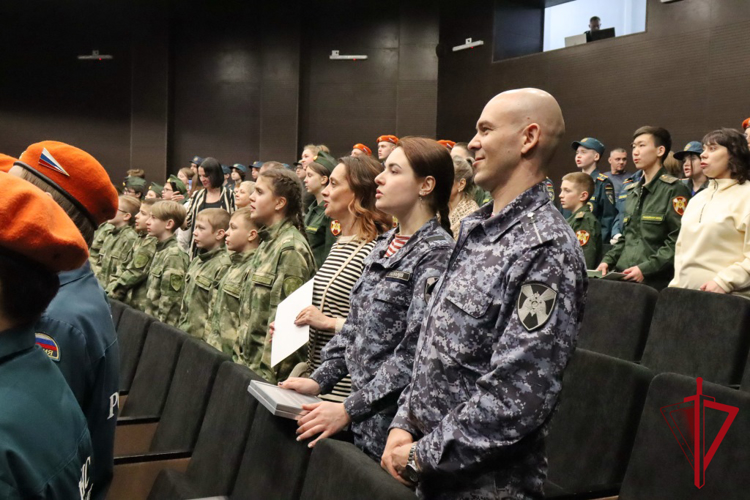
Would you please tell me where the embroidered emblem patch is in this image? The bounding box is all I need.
[673,196,687,216]
[424,276,439,303]
[517,283,557,332]
[576,230,590,246]
[35,333,60,362]
[38,147,70,177]
[330,220,341,236]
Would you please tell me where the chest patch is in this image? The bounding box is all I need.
[517,283,557,332]
[386,270,411,283]
[35,333,60,362]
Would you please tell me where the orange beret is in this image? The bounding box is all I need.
[376,135,399,145]
[0,154,18,173]
[0,172,88,272]
[16,141,118,227]
[437,140,456,151]
[353,143,372,156]
[743,117,750,130]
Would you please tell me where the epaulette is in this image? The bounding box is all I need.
[597,174,608,182]
[626,182,638,191]
[575,211,585,219]
[660,174,678,184]
[424,233,453,248]
[623,178,634,185]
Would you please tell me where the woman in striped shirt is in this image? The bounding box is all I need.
[287,155,392,401]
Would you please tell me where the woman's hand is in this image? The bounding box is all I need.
[295,402,351,447]
[700,280,727,294]
[295,305,336,331]
[279,377,321,396]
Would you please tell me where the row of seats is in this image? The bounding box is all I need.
[577,280,750,389]
[109,299,750,500]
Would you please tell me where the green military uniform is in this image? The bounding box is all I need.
[236,220,316,382]
[89,222,114,276]
[205,249,257,354]
[177,246,232,338]
[96,224,138,287]
[144,236,189,325]
[305,200,335,269]
[0,325,94,499]
[601,167,691,290]
[473,187,492,207]
[566,204,602,269]
[106,232,157,309]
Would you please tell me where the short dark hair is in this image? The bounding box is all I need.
[199,157,225,189]
[633,126,672,164]
[590,16,600,22]
[702,128,750,184]
[0,249,60,326]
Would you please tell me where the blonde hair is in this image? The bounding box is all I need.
[150,200,187,230]
[179,167,199,197]
[197,208,230,232]
[452,157,475,198]
[126,168,146,179]
[119,195,141,225]
[239,180,255,193]
[303,144,320,156]
[562,172,595,201]
[140,197,157,208]
[231,207,259,231]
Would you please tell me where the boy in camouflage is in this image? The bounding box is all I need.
[106,198,157,309]
[205,208,260,353]
[96,195,140,287]
[560,172,602,268]
[89,222,113,276]
[143,201,189,325]
[177,208,232,338]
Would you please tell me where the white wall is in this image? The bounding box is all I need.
[543,0,647,51]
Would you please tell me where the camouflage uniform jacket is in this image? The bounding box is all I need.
[106,233,157,308]
[390,183,588,500]
[144,236,189,325]
[177,246,232,338]
[205,249,257,354]
[89,223,114,276]
[96,225,138,288]
[311,218,454,460]
[236,220,316,382]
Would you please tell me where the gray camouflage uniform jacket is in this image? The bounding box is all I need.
[311,217,454,460]
[390,183,587,500]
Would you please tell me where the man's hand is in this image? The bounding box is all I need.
[595,262,609,276]
[295,402,351,448]
[622,266,644,283]
[700,280,727,294]
[279,377,321,396]
[381,429,415,486]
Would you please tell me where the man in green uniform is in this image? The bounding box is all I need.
[570,137,618,241]
[560,172,602,268]
[304,151,338,268]
[0,172,93,499]
[597,126,691,290]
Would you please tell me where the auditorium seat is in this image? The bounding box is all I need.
[544,349,653,498]
[119,321,188,420]
[118,307,155,393]
[300,439,417,500]
[617,373,749,499]
[146,363,264,500]
[640,288,750,386]
[109,299,127,329]
[228,406,312,500]
[576,279,657,362]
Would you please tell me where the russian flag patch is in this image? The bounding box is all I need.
[35,333,60,362]
[38,147,70,177]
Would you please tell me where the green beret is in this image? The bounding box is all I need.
[168,175,188,195]
[313,151,337,175]
[124,176,148,189]
[149,183,164,196]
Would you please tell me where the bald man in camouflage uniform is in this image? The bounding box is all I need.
[382,89,587,499]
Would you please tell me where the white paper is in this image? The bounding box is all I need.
[271,279,314,368]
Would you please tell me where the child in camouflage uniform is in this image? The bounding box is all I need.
[560,172,602,269]
[205,207,260,353]
[89,222,113,276]
[106,198,158,309]
[143,201,189,325]
[96,195,140,287]
[177,208,231,338]
[237,169,316,382]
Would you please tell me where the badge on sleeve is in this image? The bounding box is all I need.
[576,230,590,246]
[330,220,341,236]
[587,201,594,213]
[605,183,615,205]
[35,333,60,362]
[672,196,687,216]
[424,276,439,303]
[517,283,557,332]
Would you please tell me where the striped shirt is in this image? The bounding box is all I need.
[385,234,410,257]
[309,235,376,402]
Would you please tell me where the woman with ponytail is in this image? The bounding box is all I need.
[236,168,316,382]
[281,137,454,461]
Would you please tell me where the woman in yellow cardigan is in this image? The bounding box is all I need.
[670,128,750,297]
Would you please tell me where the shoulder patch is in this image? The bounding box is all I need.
[170,273,184,292]
[660,174,678,184]
[35,333,60,362]
[330,220,341,236]
[576,230,590,246]
[517,283,557,332]
[672,196,687,216]
[424,276,439,303]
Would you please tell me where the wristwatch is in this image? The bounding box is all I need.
[403,443,421,483]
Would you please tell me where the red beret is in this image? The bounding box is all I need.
[0,154,18,173]
[376,135,399,145]
[743,117,750,130]
[437,140,456,150]
[0,172,88,272]
[17,141,118,226]
[353,143,372,156]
